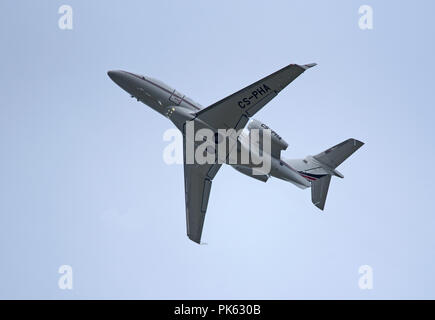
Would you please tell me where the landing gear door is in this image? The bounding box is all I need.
[169,89,183,105]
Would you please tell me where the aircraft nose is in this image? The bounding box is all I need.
[107,70,122,82]
[107,70,131,91]
[107,69,141,95]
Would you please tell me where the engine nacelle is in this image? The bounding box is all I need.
[232,165,269,182]
[247,119,288,155]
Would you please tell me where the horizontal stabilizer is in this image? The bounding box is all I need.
[314,138,364,169]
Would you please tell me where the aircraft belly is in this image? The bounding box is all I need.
[270,158,310,188]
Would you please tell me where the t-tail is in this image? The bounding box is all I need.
[286,138,364,210]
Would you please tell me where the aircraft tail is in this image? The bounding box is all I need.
[311,138,364,209]
[313,138,364,170]
[311,175,332,210]
[286,138,364,210]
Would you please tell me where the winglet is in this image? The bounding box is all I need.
[301,63,317,70]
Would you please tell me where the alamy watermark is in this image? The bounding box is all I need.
[162,121,272,175]
[359,5,373,30]
[58,5,73,30]
[58,265,73,290]
[358,265,373,290]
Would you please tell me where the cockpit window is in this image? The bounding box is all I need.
[146,77,174,92]
[125,71,145,80]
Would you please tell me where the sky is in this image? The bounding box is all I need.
[0,0,434,299]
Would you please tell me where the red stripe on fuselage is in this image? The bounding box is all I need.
[299,174,317,181]
[125,71,201,110]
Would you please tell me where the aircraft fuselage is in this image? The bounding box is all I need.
[107,70,310,188]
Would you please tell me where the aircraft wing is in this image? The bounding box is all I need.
[183,135,222,244]
[183,63,316,244]
[196,63,316,131]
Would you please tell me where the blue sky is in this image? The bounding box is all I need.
[0,0,434,299]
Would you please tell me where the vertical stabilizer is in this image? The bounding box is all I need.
[311,175,331,210]
[308,138,363,210]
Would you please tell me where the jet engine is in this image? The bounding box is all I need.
[247,119,288,157]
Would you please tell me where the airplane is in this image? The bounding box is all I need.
[107,63,364,244]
